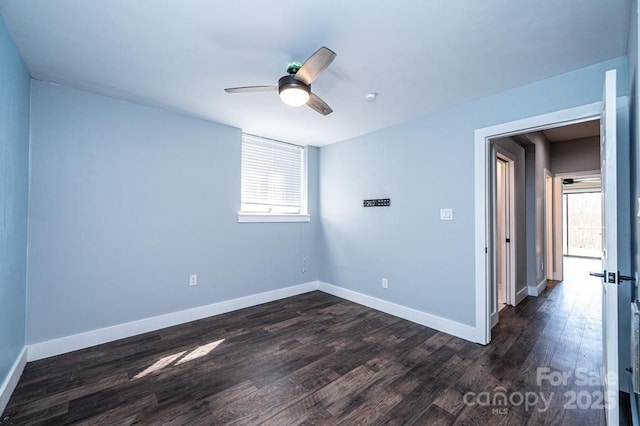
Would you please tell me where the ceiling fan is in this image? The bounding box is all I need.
[224,46,336,115]
[563,177,601,185]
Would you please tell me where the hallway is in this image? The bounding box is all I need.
[481,256,605,424]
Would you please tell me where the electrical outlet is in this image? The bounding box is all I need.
[440,208,453,221]
[382,278,388,289]
[189,274,197,286]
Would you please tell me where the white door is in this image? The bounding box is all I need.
[501,156,515,306]
[497,159,507,307]
[591,69,618,425]
[491,149,517,329]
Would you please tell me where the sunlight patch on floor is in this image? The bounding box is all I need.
[132,338,225,380]
[133,351,187,380]
[176,339,225,365]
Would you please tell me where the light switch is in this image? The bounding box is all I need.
[440,208,453,221]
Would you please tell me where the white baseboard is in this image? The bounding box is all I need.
[491,312,499,329]
[27,280,480,363]
[318,282,477,342]
[515,286,528,305]
[27,282,320,361]
[528,279,548,297]
[0,347,27,414]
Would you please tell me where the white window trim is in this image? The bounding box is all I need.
[237,213,311,223]
[238,134,310,223]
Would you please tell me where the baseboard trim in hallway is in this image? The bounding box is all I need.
[528,278,547,296]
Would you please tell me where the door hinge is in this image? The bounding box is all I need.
[506,238,511,243]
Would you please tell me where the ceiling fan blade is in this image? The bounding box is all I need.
[294,47,336,85]
[224,86,277,93]
[563,177,601,185]
[307,92,333,115]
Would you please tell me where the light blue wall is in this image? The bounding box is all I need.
[0,18,30,383]
[319,57,628,327]
[26,81,319,344]
[527,133,552,289]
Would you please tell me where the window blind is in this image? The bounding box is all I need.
[241,134,304,212]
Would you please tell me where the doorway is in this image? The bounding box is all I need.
[474,101,603,345]
[475,70,626,425]
[489,119,601,328]
[486,119,601,328]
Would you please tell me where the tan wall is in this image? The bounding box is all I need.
[550,136,600,175]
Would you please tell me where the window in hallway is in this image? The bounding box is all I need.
[562,191,601,258]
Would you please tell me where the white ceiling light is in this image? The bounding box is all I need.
[278,75,310,107]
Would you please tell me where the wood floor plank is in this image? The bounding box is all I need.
[212,351,342,425]
[6,373,129,419]
[414,404,456,425]
[74,394,158,426]
[372,381,443,425]
[432,387,468,417]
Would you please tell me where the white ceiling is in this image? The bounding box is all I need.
[0,0,631,146]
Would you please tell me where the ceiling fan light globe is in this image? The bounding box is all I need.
[279,87,310,107]
[278,75,310,107]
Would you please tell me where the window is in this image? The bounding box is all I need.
[239,134,309,222]
[562,191,601,258]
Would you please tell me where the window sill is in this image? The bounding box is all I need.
[237,213,311,223]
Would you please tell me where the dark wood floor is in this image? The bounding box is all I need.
[2,263,607,425]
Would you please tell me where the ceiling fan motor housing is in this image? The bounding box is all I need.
[278,75,310,95]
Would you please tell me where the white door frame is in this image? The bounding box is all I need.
[474,102,601,344]
[551,175,564,281]
[544,169,554,281]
